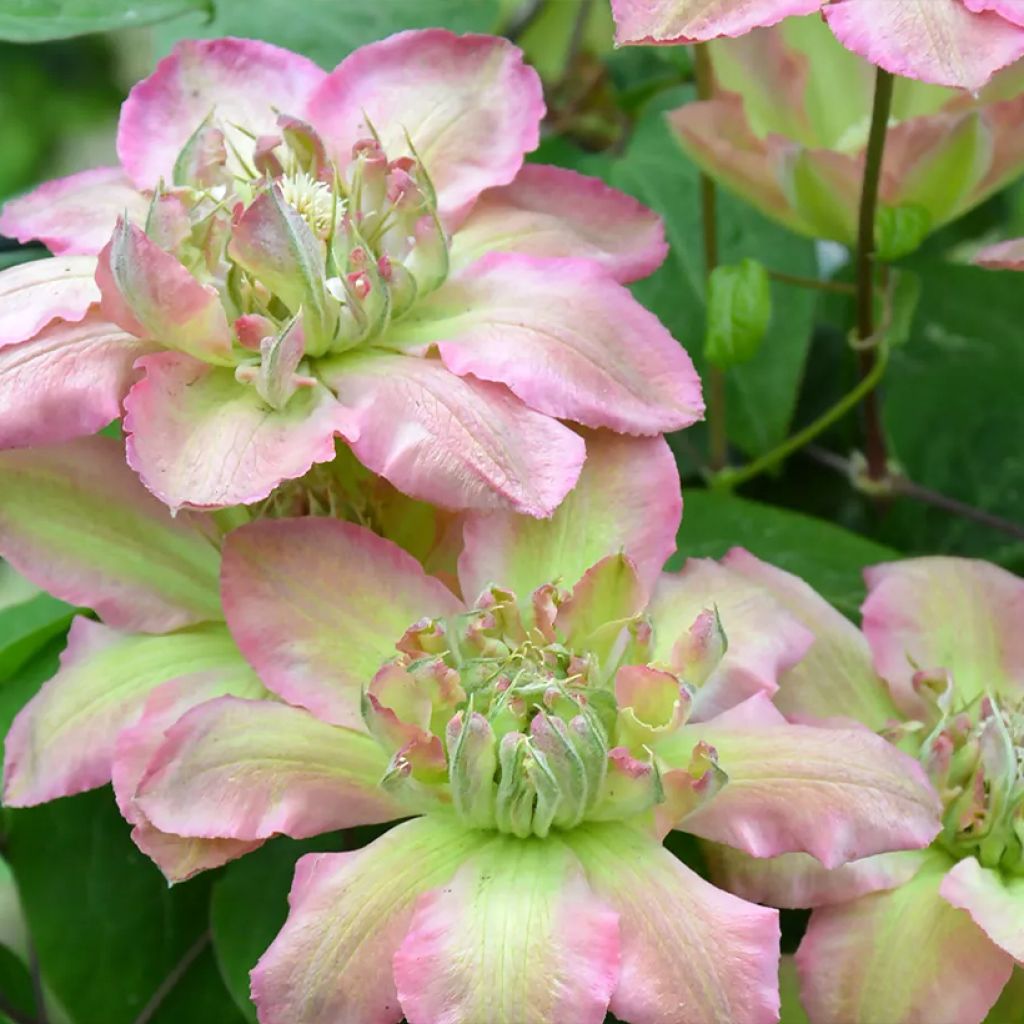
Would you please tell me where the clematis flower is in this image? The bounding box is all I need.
[704,550,1024,1024]
[46,434,941,1024]
[665,15,1024,252]
[611,0,1024,90]
[0,432,457,880]
[0,31,701,514]
[976,236,1024,269]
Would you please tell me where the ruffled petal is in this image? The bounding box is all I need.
[458,431,680,602]
[394,836,619,1024]
[0,313,147,448]
[567,823,780,1024]
[116,37,325,188]
[722,548,900,730]
[976,236,1024,270]
[824,0,1024,90]
[941,856,1024,962]
[3,620,248,806]
[135,696,401,841]
[123,351,358,511]
[0,256,99,347]
[664,715,941,867]
[450,164,666,283]
[797,853,1013,1024]
[319,351,585,518]
[389,254,703,436]
[251,817,492,1024]
[611,0,820,44]
[862,556,1024,718]
[0,436,221,632]
[221,518,462,729]
[0,167,146,255]
[306,30,543,221]
[111,671,267,882]
[706,843,929,909]
[647,558,814,720]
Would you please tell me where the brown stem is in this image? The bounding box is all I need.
[767,269,856,296]
[854,67,894,483]
[693,43,727,470]
[131,931,210,1024]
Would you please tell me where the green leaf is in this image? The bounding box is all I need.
[211,834,346,1022]
[875,203,932,262]
[883,262,1024,567]
[155,0,500,67]
[705,258,772,369]
[4,789,226,1024]
[671,490,897,616]
[605,98,818,457]
[0,0,211,41]
[0,637,63,776]
[0,568,75,683]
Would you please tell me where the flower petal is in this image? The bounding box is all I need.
[647,558,815,720]
[667,96,818,239]
[722,548,900,730]
[116,37,325,188]
[3,619,248,806]
[663,718,941,867]
[567,823,780,1024]
[221,518,462,729]
[319,351,585,518]
[0,312,148,448]
[797,853,1013,1024]
[389,254,703,435]
[0,256,99,347]
[976,236,1024,270]
[0,435,222,632]
[450,164,667,283]
[941,856,1024,962]
[824,0,1024,90]
[861,556,1024,718]
[306,30,543,221]
[394,836,619,1024]
[0,167,147,255]
[251,817,492,1024]
[135,696,402,841]
[458,431,680,601]
[97,221,234,364]
[123,351,358,511]
[611,0,820,44]
[111,671,267,881]
[705,843,929,909]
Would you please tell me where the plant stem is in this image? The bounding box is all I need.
[132,931,210,1024]
[854,66,894,482]
[693,42,727,470]
[767,269,856,296]
[711,343,890,490]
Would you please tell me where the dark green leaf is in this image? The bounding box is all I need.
[606,99,818,457]
[0,587,75,684]
[0,0,211,41]
[211,834,346,1022]
[883,262,1024,567]
[4,789,215,1024]
[0,636,64,775]
[155,0,500,67]
[672,490,897,616]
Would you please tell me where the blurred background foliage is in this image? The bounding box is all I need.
[0,1,1022,1021]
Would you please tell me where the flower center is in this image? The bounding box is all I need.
[361,578,727,840]
[916,677,1024,875]
[139,113,450,408]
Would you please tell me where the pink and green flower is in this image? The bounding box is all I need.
[2,431,943,1023]
[611,0,1024,90]
[707,550,1024,1024]
[0,30,701,514]
[665,15,1024,252]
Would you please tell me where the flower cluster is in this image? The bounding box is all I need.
[0,31,701,513]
